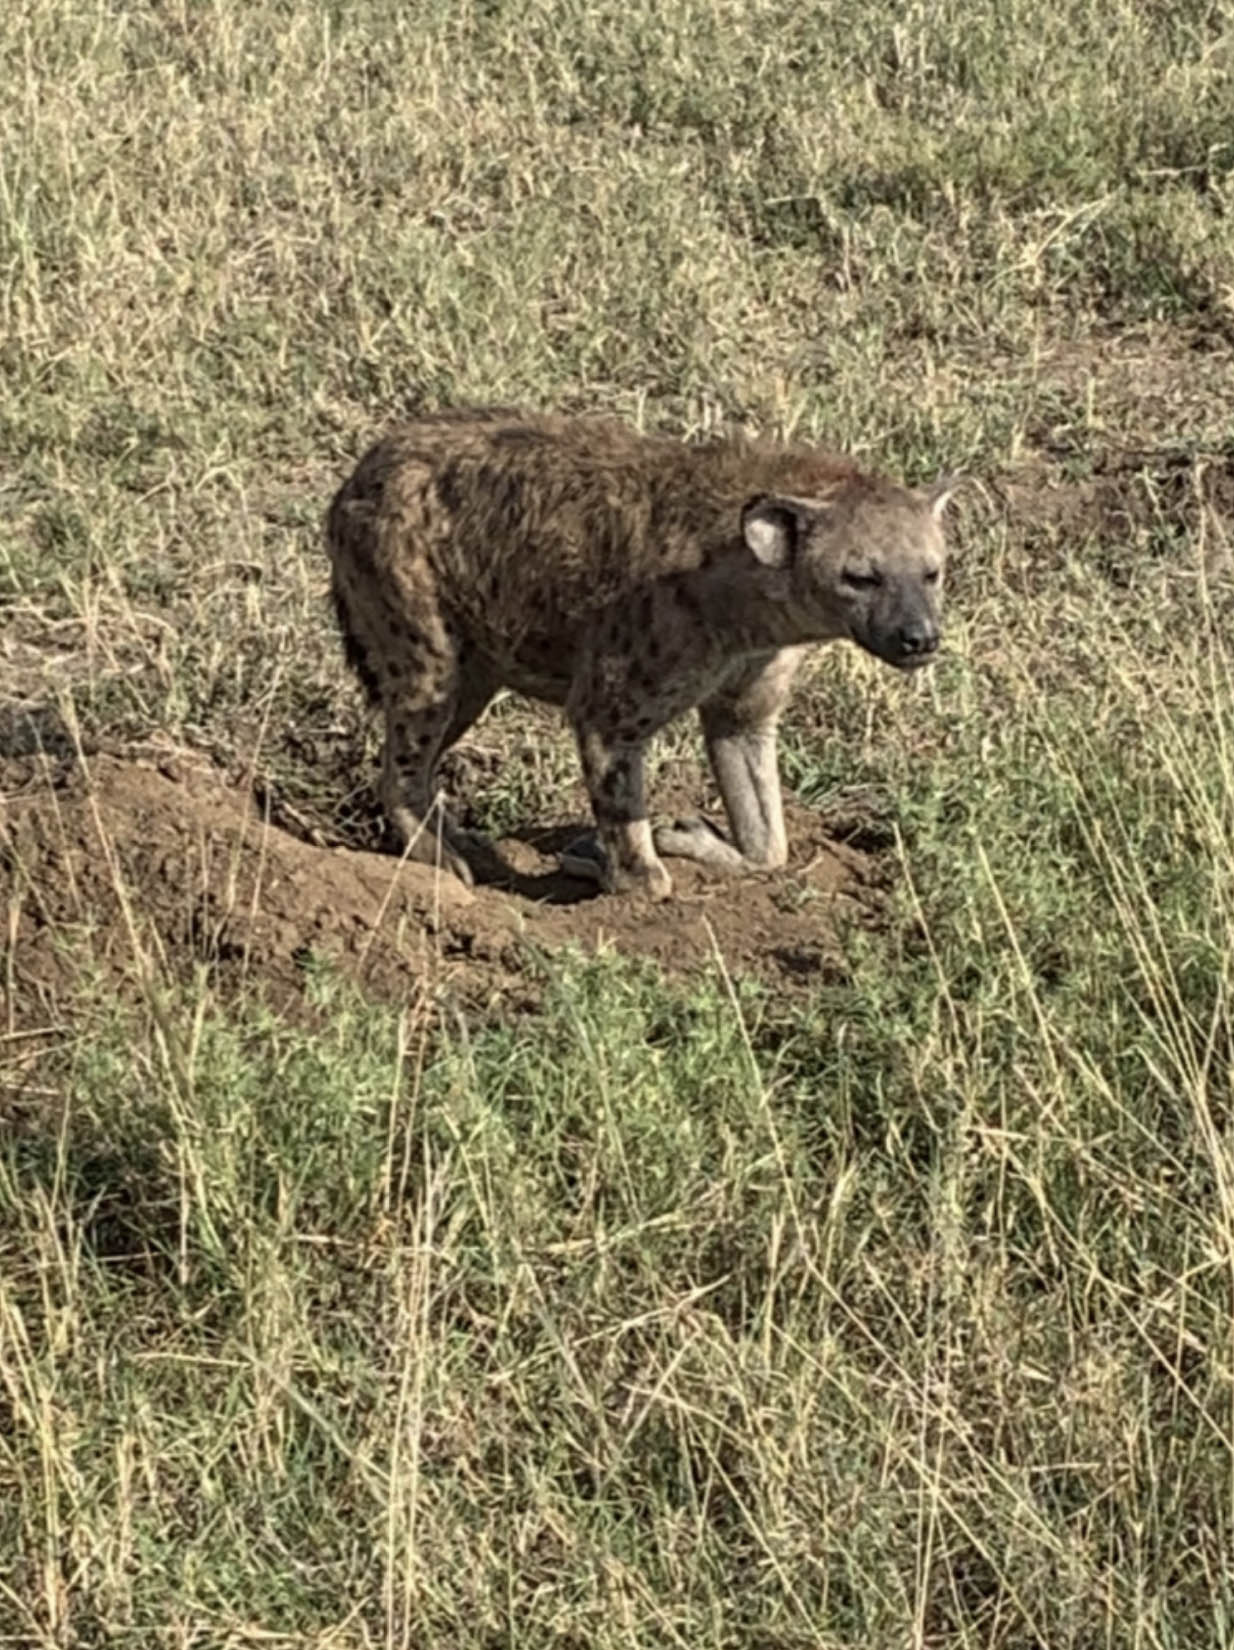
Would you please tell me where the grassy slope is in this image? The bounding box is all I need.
[3,0,1234,1643]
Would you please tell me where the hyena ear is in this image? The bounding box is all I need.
[921,473,965,520]
[741,495,824,569]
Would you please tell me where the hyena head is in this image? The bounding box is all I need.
[742,474,960,668]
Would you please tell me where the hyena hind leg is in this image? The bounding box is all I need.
[330,541,497,885]
[380,655,497,887]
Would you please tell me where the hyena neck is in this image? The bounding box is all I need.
[687,561,842,651]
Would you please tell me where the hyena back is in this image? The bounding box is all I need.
[325,408,957,899]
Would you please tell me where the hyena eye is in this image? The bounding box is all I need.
[842,568,882,589]
[923,568,941,585]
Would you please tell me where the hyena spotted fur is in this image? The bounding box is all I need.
[325,407,958,900]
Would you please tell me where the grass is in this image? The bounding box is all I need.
[2,0,1234,1643]
[4,675,1234,1642]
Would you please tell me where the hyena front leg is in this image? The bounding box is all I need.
[655,647,805,873]
[559,611,682,899]
[563,723,673,900]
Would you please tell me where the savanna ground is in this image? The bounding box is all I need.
[2,1,1234,1644]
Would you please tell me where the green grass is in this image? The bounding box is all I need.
[5,658,1234,1641]
[3,0,1234,1642]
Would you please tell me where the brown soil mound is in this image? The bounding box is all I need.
[1,751,880,1022]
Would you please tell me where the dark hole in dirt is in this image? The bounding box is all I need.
[0,703,80,762]
[773,945,849,983]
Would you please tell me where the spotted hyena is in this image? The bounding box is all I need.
[325,407,959,900]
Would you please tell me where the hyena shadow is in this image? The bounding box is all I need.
[459,822,606,906]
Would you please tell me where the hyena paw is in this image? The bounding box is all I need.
[653,816,744,871]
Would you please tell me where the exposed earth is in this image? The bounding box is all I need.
[1,743,882,1024]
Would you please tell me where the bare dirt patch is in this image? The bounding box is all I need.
[1,749,880,1025]
[992,442,1234,577]
[988,327,1234,578]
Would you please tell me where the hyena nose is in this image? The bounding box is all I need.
[898,621,939,657]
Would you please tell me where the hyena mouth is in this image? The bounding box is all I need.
[860,635,941,671]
